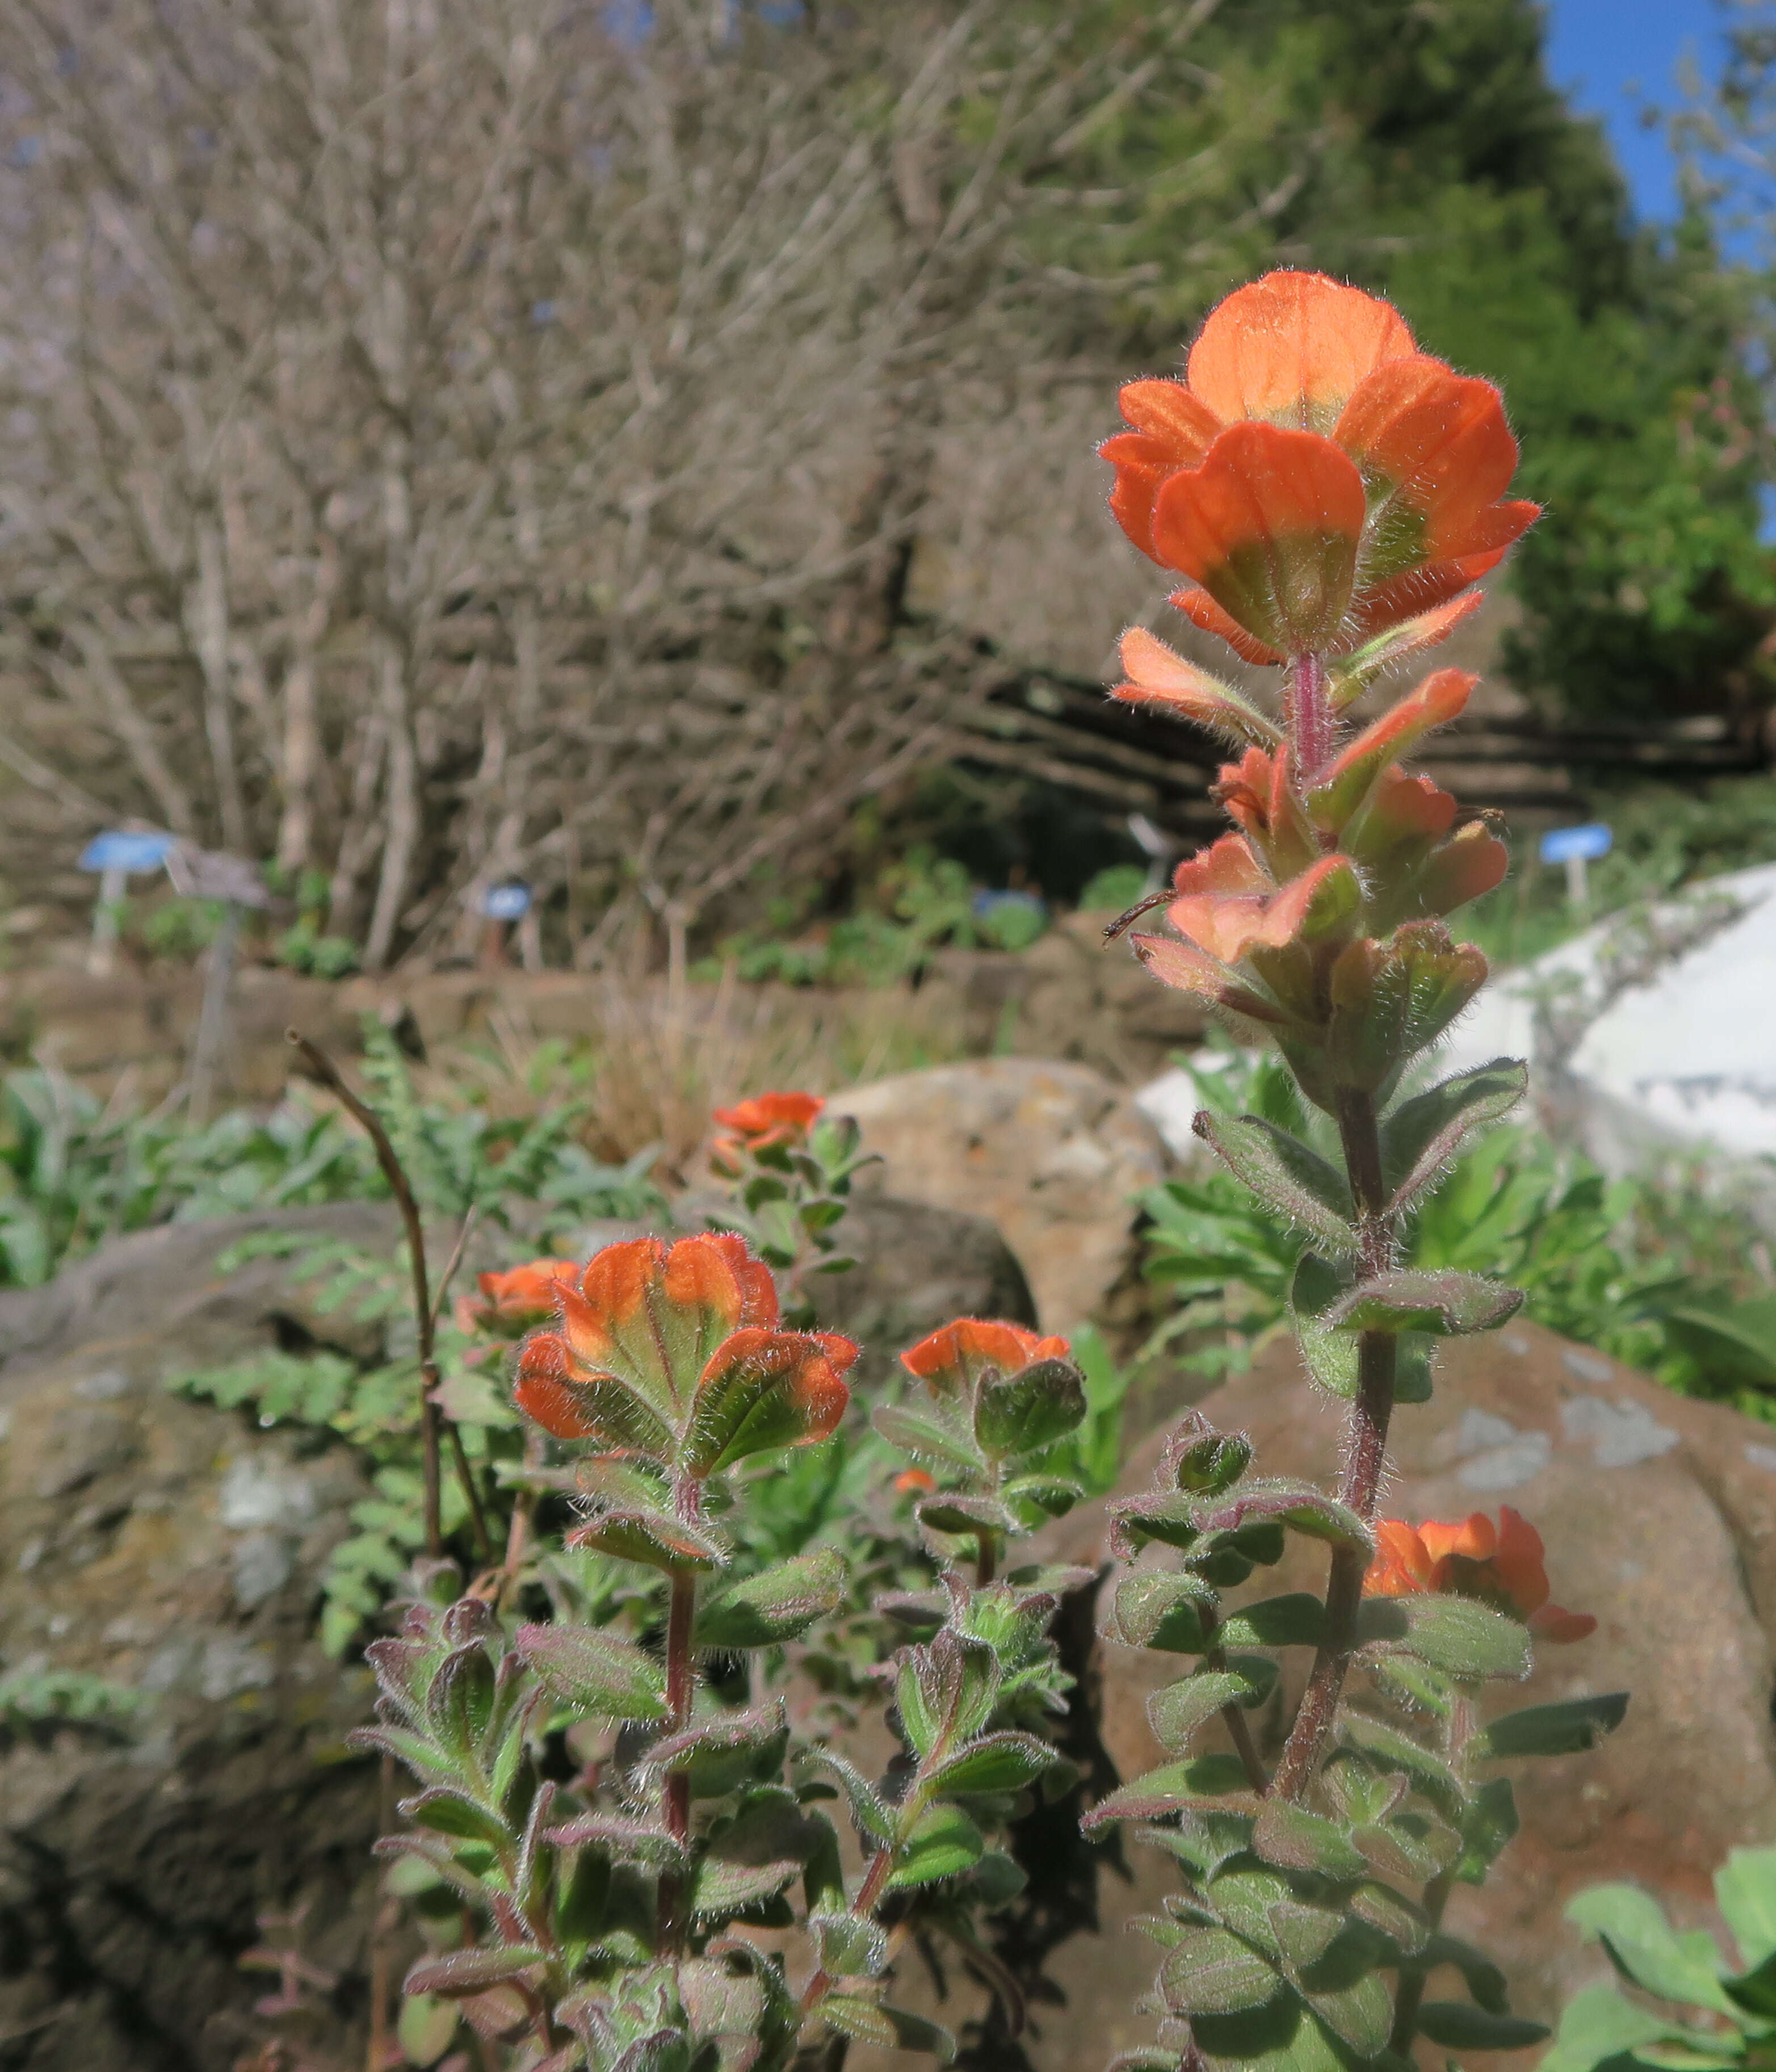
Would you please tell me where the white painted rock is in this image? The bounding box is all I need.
[1443,861,1776,1172]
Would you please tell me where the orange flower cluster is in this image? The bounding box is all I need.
[454,1258,579,1339]
[709,1089,825,1175]
[514,1232,856,1479]
[1365,1506,1596,1644]
[1100,271,1537,665]
[900,1318,1071,1398]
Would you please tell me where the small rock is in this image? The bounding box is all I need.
[828,1058,1168,1331]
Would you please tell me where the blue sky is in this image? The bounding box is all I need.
[1544,0,1725,222]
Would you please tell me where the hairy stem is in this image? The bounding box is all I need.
[1287,651,1334,781]
[657,1564,699,1951]
[1271,1085,1398,1801]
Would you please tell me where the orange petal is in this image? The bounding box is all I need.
[1415,820,1509,916]
[1419,1511,1496,1568]
[563,1239,665,1366]
[711,1090,824,1138]
[1170,586,1286,666]
[1102,432,1183,560]
[1112,627,1283,748]
[1171,829,1271,900]
[1492,1505,1553,1616]
[900,1318,1064,1396]
[1118,376,1225,454]
[1187,272,1418,431]
[513,1333,607,1440]
[1151,423,1366,657]
[1364,1519,1434,1594]
[1337,357,1522,538]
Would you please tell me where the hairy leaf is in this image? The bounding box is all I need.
[1380,1059,1527,1213]
[1192,1112,1357,1257]
[1158,1926,1283,2015]
[973,1357,1088,1458]
[1325,1268,1523,1337]
[514,1624,668,1721]
[1356,1593,1530,1680]
[1415,2002,1550,2051]
[693,1548,848,1650]
[1473,1692,1628,1760]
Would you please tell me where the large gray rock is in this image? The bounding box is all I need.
[829,1058,1169,1334]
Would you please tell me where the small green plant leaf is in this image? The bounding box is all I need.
[1106,1571,1217,1653]
[888,1802,985,1888]
[682,1332,851,1475]
[973,1357,1088,1457]
[813,1914,888,1979]
[1453,1776,1519,1884]
[694,1548,849,1650]
[1158,1926,1284,2015]
[1252,1801,1367,1880]
[514,1624,669,1721]
[1148,1671,1266,1753]
[1198,1480,1373,1554]
[1191,1112,1358,1257]
[1356,1593,1530,1680]
[641,1706,790,1799]
[567,1506,727,1572]
[821,1995,956,2061]
[1326,1268,1523,1336]
[1108,1490,1203,1558]
[1380,1060,1529,1213]
[1219,1593,1326,1650]
[1165,1419,1255,1495]
[1338,1713,1466,1819]
[405,1945,547,1997]
[1080,1753,1257,1829]
[400,1787,509,1847]
[692,1789,825,1916]
[1414,2002,1550,2051]
[873,1404,981,1472]
[1717,1845,1776,1970]
[925,1731,1055,1796]
[1473,1692,1628,1760]
[1538,1981,1676,2072]
[1567,1884,1737,2014]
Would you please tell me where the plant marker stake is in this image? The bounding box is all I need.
[1540,821,1611,915]
[77,829,174,976]
[167,843,276,1120]
[477,878,531,971]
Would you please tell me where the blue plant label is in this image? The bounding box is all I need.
[1539,822,1612,866]
[481,881,532,920]
[78,830,175,874]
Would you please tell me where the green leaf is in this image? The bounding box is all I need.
[1720,1846,1776,1971]
[1454,1777,1519,1884]
[1220,1594,1326,1650]
[1414,2003,1550,2051]
[1339,1713,1466,1819]
[405,1945,546,1997]
[513,1623,668,1721]
[1159,1926,1284,2015]
[799,1749,893,1845]
[821,1995,955,2061]
[872,1404,981,1473]
[1252,1801,1367,1880]
[1107,1570,1217,1653]
[1380,1060,1529,1214]
[1353,1814,1458,1885]
[813,1914,888,1979]
[1191,1112,1357,1259]
[1347,1882,1431,1955]
[914,1492,1017,1538]
[1108,1490,1204,1558]
[1473,1692,1629,1760]
[1326,1268,1523,1336]
[694,1549,848,1650]
[1357,1593,1530,1680]
[888,1802,985,1888]
[397,1991,459,2067]
[896,1630,999,1760]
[1166,1420,1254,1495]
[400,1787,509,1847]
[569,1506,727,1572]
[925,1731,1055,1797]
[1305,1970,1394,2057]
[1191,1989,1349,2072]
[1148,1672,1265,1754]
[1198,1480,1372,1554]
[643,1707,790,1800]
[692,1789,824,1917]
[1080,1753,1256,1830]
[1567,1885,1737,2014]
[973,1357,1088,1457]
[1539,1982,1678,2072]
[1002,1472,1084,1526]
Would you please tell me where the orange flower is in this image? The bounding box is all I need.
[1364,1507,1595,1643]
[1100,271,1539,662]
[893,1467,936,1495]
[710,1089,824,1173]
[900,1318,1070,1402]
[454,1258,578,1339]
[513,1232,857,1477]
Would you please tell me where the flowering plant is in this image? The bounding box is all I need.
[1084,271,1628,2072]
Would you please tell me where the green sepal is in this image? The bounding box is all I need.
[973,1357,1088,1458]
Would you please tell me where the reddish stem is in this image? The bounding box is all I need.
[1287,650,1335,781]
